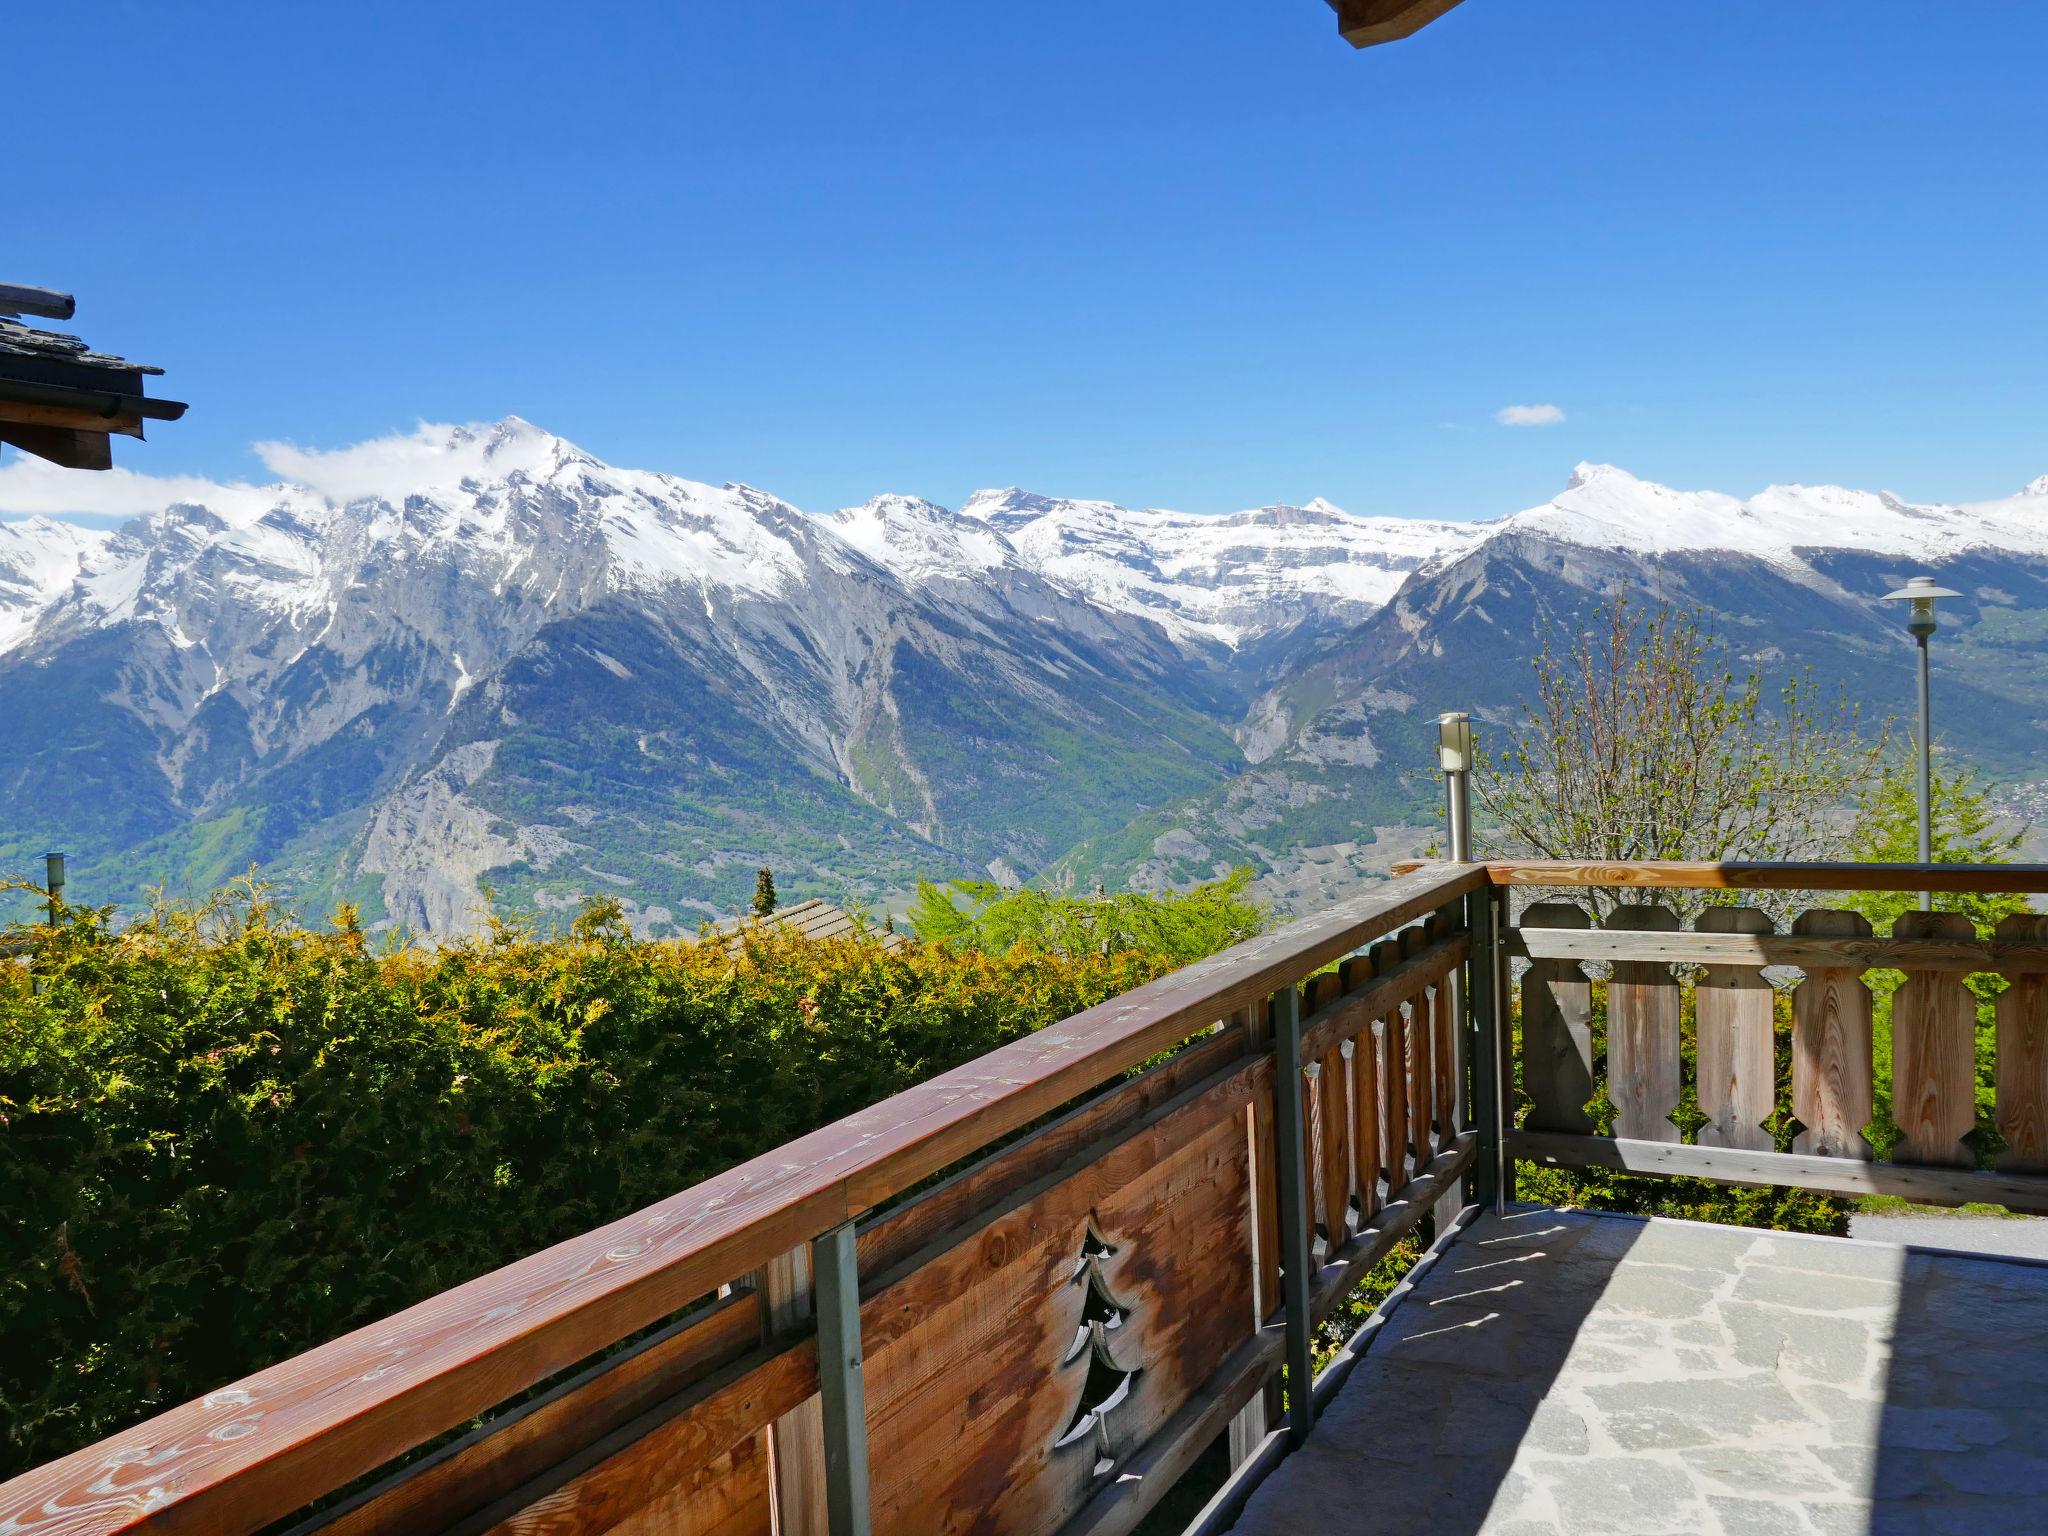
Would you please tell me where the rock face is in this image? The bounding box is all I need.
[2,424,2044,930]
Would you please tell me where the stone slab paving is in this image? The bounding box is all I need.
[1229,1206,2048,1536]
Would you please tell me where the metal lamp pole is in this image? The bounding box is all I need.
[1881,577,1958,913]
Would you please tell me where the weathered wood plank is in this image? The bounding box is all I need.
[1509,1129,2048,1213]
[864,1099,1255,1536]
[1509,926,2048,975]
[1430,970,1457,1155]
[1344,959,1382,1222]
[1516,902,1594,1135]
[856,1023,1250,1280]
[1400,928,1433,1172]
[0,862,1484,1536]
[1790,910,1875,1160]
[1605,905,1682,1143]
[1372,937,1409,1197]
[478,1340,814,1536]
[1890,911,1980,1169]
[1695,907,1776,1153]
[1996,915,2048,1174]
[300,1294,760,1536]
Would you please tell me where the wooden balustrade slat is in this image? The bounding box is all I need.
[1345,957,1382,1222]
[1371,937,1409,1197]
[1997,915,2048,1174]
[1789,910,1875,1161]
[1890,911,1980,1169]
[1400,926,1433,1173]
[1517,902,1595,1135]
[1303,974,1349,1244]
[1247,998,1282,1325]
[1428,911,1458,1155]
[0,862,1482,1536]
[1604,905,1683,1143]
[1694,907,1776,1153]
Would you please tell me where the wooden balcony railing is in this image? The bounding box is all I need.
[0,863,1489,1536]
[1482,861,2048,1212]
[9,857,2045,1536]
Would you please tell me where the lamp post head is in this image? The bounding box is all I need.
[1881,575,1961,640]
[1437,711,1475,773]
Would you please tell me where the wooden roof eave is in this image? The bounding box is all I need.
[1325,0,1467,48]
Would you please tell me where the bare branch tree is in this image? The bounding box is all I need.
[1475,595,1884,919]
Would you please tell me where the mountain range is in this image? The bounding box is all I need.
[1,418,2043,934]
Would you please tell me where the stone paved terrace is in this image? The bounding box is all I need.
[1230,1206,2048,1536]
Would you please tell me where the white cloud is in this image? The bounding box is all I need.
[0,455,252,522]
[1496,403,1567,427]
[0,418,546,526]
[252,418,551,503]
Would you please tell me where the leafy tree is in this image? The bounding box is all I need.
[1477,595,1882,917]
[750,866,777,917]
[909,869,1265,964]
[1843,751,2027,935]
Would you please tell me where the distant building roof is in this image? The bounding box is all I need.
[0,282,186,471]
[703,897,909,952]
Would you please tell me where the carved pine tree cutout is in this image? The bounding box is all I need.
[1052,1218,1140,1477]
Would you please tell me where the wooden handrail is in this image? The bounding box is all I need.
[1391,859,2048,893]
[0,861,1483,1536]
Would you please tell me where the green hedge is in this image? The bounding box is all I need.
[0,886,1179,1475]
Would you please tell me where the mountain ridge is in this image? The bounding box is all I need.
[2,418,2044,931]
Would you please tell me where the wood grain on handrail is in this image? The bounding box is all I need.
[0,861,1483,1536]
[1389,859,2048,893]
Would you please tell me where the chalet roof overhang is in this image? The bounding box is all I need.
[1323,0,1467,48]
[0,281,187,471]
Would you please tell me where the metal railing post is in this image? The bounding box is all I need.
[1269,982,1316,1446]
[1468,883,1506,1215]
[812,1221,872,1536]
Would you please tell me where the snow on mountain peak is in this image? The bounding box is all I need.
[2024,474,2048,498]
[1503,464,2048,568]
[830,493,1015,584]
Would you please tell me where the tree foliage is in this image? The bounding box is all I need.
[750,866,777,917]
[1476,596,1883,915]
[907,869,1266,963]
[1843,751,2028,935]
[0,877,1216,1476]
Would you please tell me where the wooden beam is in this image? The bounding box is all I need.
[1508,926,2048,975]
[1509,1129,2048,1213]
[0,423,113,469]
[0,398,146,436]
[1328,0,1467,48]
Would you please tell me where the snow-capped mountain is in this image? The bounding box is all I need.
[1057,464,2048,908]
[2,422,2044,930]
[954,487,1479,676]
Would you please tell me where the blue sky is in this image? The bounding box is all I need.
[9,0,2046,521]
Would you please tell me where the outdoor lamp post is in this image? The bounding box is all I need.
[1437,712,1475,861]
[42,851,64,927]
[1880,576,1960,912]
